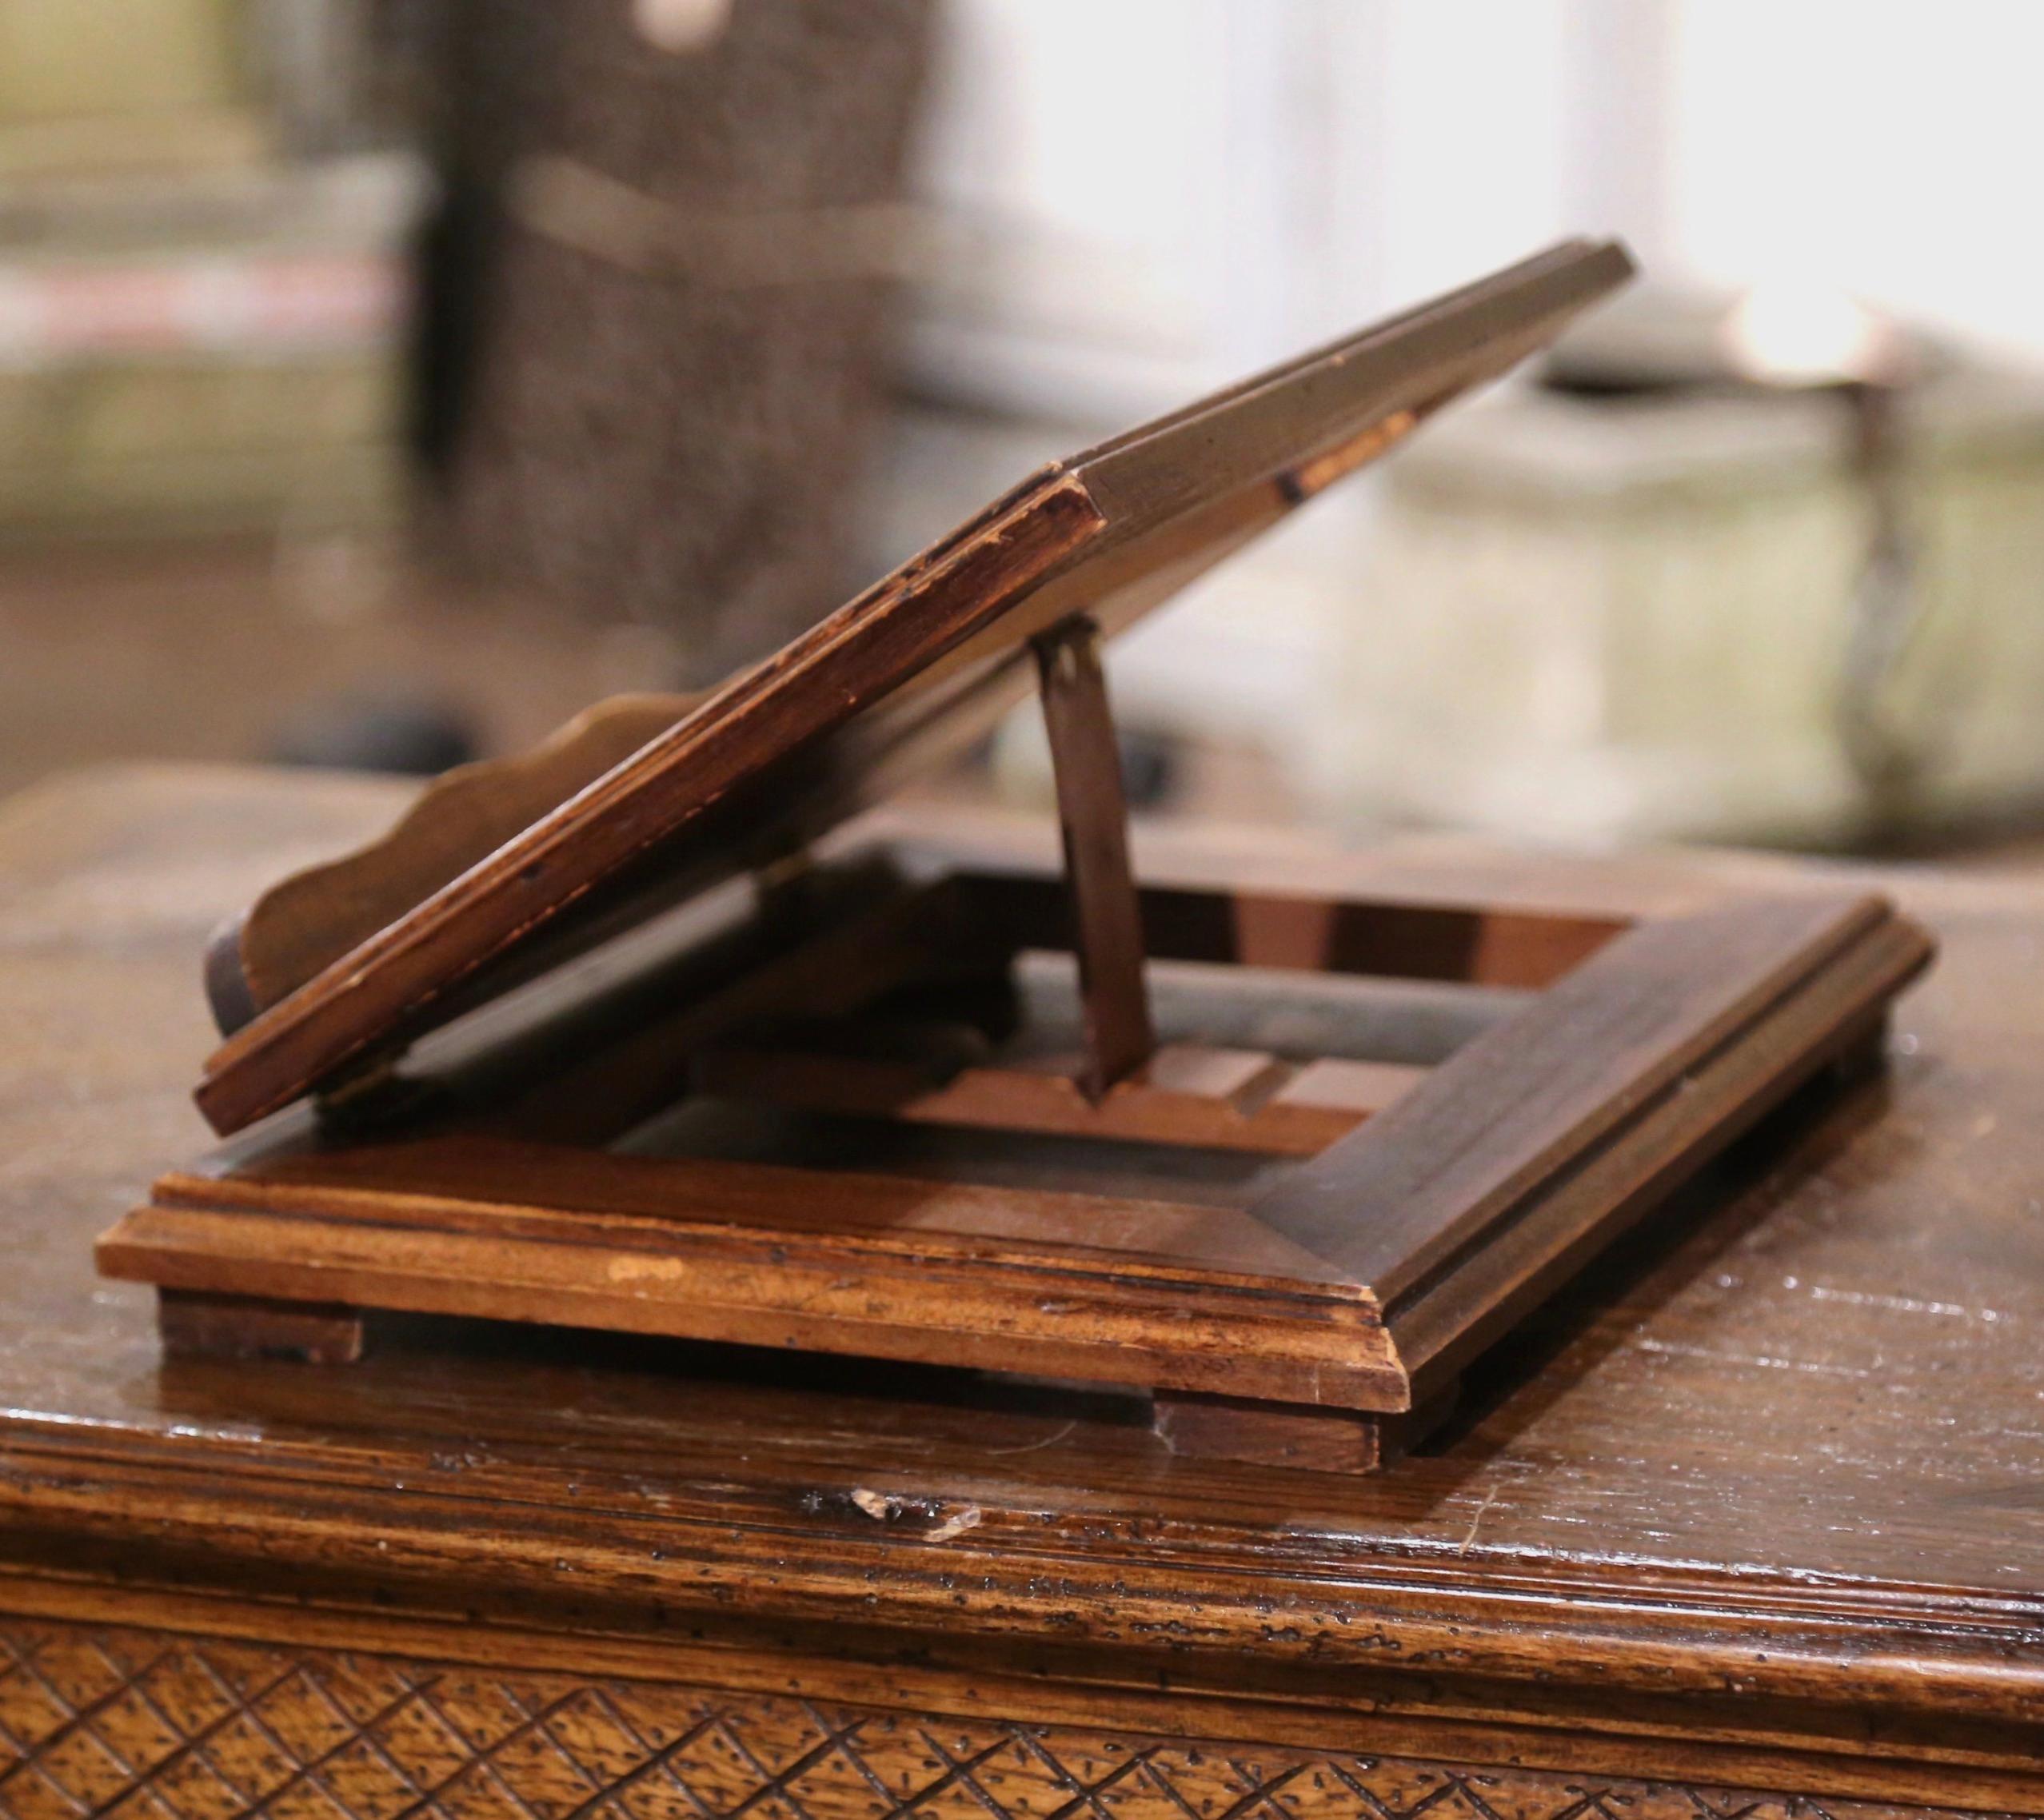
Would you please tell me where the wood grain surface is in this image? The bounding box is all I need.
[2,767,2041,1812]
[1255,892,1897,1290]
[104,833,1930,1431]
[108,1132,1401,1408]
[0,1608,1990,1820]
[210,692,698,1032]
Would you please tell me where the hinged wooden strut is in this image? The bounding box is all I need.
[1032,614,1156,1099]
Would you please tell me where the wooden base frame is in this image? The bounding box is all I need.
[98,830,1932,1475]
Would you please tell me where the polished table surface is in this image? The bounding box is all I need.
[1,764,2041,1818]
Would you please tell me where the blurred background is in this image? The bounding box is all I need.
[3,0,2042,857]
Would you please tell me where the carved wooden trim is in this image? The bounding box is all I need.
[0,1613,1980,1820]
[213,693,699,1032]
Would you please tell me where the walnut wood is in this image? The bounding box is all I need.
[385,853,1574,1170]
[0,1610,2014,1820]
[959,864,1630,988]
[1152,1390,1392,1472]
[99,829,1930,1428]
[693,1041,1421,1155]
[1016,950,1533,1064]
[481,867,998,1150]
[6,767,2044,1807]
[105,1136,1399,1407]
[207,692,696,1032]
[1152,1380,1462,1472]
[194,241,1635,1138]
[457,862,1571,1155]
[1033,614,1154,1095]
[195,476,1108,1135]
[1255,892,1902,1290]
[158,1288,365,1364]
[1386,924,1926,1400]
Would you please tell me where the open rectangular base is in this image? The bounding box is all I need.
[99,831,1931,1474]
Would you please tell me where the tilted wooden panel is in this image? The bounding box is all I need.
[194,241,1634,1139]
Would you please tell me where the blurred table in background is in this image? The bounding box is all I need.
[1334,353,2044,852]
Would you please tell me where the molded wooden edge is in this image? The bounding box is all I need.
[2,1437,2041,1742]
[1388,911,1937,1395]
[154,1134,1358,1289]
[1257,891,1898,1295]
[0,1575,2037,1810]
[128,908,1936,1421]
[96,1184,1405,1409]
[1076,240,1633,522]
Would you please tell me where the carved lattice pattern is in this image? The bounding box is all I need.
[0,1616,1940,1820]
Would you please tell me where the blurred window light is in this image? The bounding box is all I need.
[633,0,733,54]
[1721,281,1897,387]
[1671,0,2044,360]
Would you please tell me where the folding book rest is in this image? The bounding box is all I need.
[94,239,1935,1474]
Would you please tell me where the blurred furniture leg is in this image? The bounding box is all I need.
[423,0,934,685]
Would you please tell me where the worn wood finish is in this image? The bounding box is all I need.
[195,241,1634,1136]
[158,1288,366,1365]
[195,474,1108,1134]
[0,1609,2002,1820]
[1255,892,1896,1287]
[107,1133,1397,1407]
[6,765,2044,1810]
[206,692,697,1032]
[1152,1390,1395,1473]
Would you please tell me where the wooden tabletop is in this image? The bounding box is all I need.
[2,764,2041,1802]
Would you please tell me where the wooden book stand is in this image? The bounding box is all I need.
[96,240,1934,1473]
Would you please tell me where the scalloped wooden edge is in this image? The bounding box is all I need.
[210,693,695,1033]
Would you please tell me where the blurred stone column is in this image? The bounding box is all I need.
[419,0,933,685]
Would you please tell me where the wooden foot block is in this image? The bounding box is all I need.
[1152,1391,1393,1474]
[1830,1012,1892,1087]
[158,1290,367,1364]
